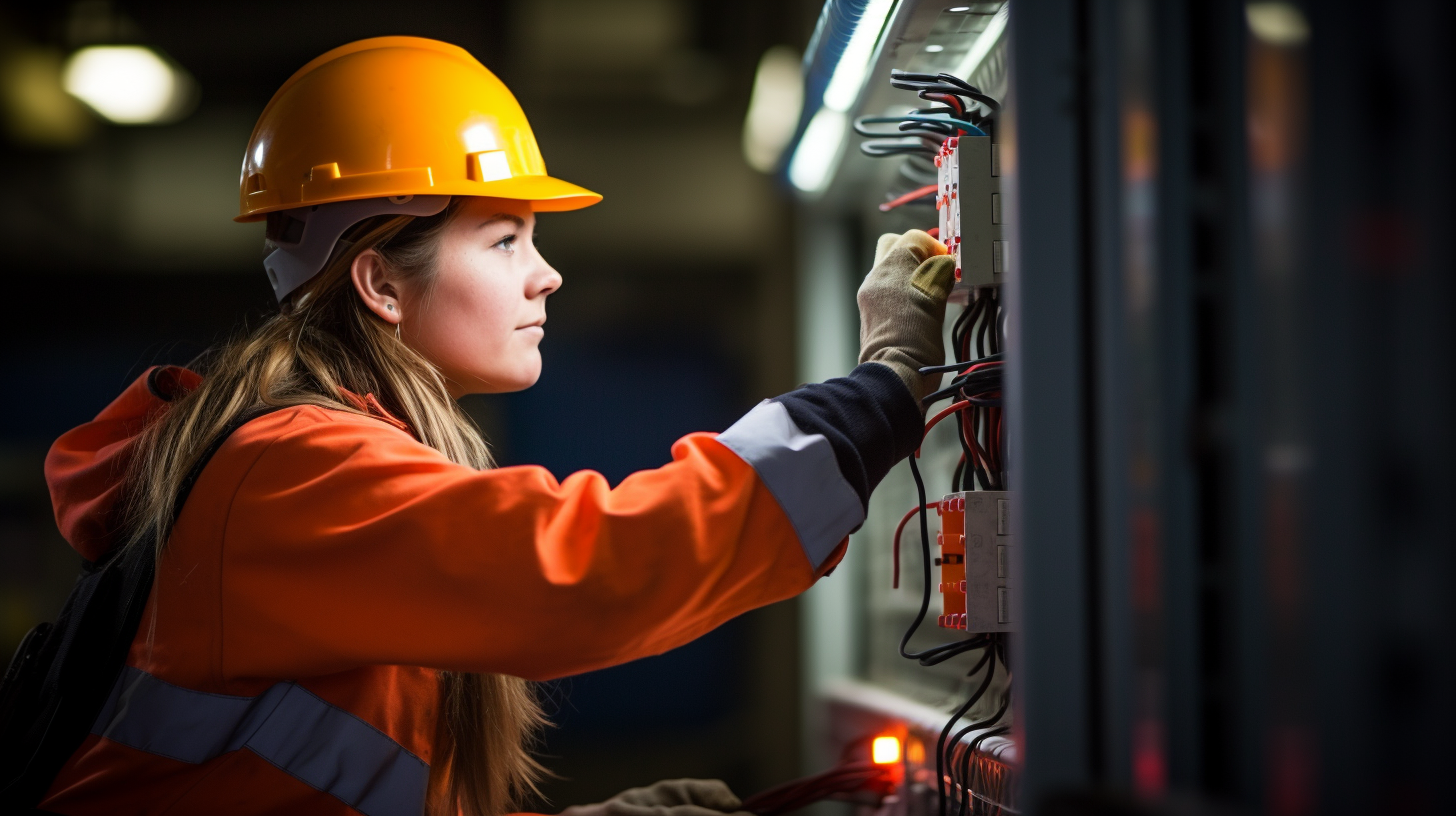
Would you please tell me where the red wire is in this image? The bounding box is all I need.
[878,183,938,212]
[919,400,970,456]
[961,407,992,469]
[893,502,938,589]
[959,409,981,473]
[921,91,966,115]
[742,762,893,815]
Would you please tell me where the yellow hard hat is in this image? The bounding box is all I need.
[236,36,600,222]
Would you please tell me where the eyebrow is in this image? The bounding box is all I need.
[476,213,527,229]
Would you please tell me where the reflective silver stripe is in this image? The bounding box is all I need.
[716,400,864,569]
[94,666,428,816]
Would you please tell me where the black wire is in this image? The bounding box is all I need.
[975,296,991,360]
[899,454,935,659]
[996,299,1008,353]
[951,452,966,494]
[943,368,1003,388]
[854,119,949,142]
[934,647,996,816]
[862,143,939,158]
[920,378,1003,407]
[918,635,990,667]
[890,80,1002,117]
[920,353,1005,375]
[953,411,974,492]
[946,694,1011,812]
[988,296,1001,356]
[953,697,1013,816]
[932,73,1002,112]
[950,298,981,360]
[891,70,1001,111]
[957,727,1013,816]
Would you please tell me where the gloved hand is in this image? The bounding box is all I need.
[857,229,958,406]
[558,778,753,816]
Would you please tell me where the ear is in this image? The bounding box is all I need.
[350,249,402,324]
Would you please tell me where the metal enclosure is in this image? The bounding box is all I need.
[791,0,1455,814]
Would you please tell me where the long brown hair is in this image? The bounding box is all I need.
[122,201,547,816]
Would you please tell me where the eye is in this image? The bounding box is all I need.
[492,233,517,253]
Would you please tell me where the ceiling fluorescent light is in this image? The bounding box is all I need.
[821,0,896,112]
[788,107,847,193]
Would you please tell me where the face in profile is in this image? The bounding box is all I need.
[355,196,563,396]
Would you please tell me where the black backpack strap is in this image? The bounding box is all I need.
[0,404,284,807]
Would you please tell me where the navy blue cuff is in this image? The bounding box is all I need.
[770,363,924,509]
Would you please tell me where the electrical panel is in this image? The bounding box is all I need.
[796,3,1016,816]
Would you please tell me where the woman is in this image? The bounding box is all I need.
[39,37,955,816]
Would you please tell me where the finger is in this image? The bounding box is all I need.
[892,229,949,263]
[910,254,958,300]
[680,780,742,812]
[642,779,741,811]
[873,233,900,268]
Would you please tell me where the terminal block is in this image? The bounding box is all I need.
[939,133,1006,293]
[935,491,1014,633]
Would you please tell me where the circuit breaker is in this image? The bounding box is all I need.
[939,134,1005,290]
[936,491,1014,633]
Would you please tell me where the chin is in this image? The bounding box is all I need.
[468,358,542,395]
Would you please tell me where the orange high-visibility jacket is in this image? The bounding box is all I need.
[39,363,921,815]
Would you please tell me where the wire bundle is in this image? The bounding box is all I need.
[856,60,1014,816]
[936,637,1013,816]
[923,292,1005,491]
[855,70,1001,212]
[740,761,896,816]
[889,292,1011,813]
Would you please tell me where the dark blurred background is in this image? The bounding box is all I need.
[0,0,821,808]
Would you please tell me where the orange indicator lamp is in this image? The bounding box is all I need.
[871,735,902,765]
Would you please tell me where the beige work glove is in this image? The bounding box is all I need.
[559,779,752,816]
[857,230,958,406]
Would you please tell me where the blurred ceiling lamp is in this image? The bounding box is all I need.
[789,0,895,193]
[742,46,804,172]
[0,48,94,147]
[62,45,193,124]
[1246,2,1310,45]
[787,108,847,193]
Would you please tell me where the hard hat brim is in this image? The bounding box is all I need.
[235,174,601,223]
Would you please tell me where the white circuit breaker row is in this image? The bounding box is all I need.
[936,134,1007,290]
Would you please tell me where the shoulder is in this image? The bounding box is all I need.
[232,403,409,442]
[218,403,464,489]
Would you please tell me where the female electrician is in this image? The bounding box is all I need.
[38,37,955,816]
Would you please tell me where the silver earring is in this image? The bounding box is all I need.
[386,303,395,311]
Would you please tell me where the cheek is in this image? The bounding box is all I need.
[418,270,514,353]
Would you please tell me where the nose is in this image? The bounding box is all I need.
[527,252,562,299]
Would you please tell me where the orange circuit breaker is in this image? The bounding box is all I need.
[936,491,1013,632]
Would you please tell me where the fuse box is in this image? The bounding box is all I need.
[936,491,1014,633]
